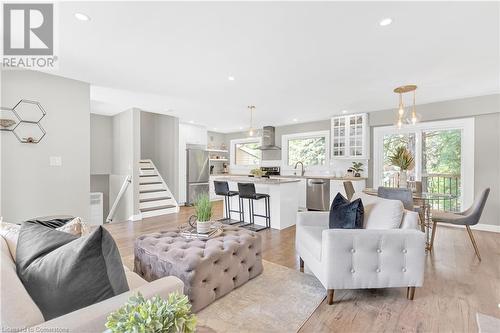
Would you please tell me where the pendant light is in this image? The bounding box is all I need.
[247,105,258,137]
[393,85,419,129]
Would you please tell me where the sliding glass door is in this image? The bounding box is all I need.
[373,118,475,212]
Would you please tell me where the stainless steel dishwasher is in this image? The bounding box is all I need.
[306,178,330,211]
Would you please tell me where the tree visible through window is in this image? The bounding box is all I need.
[288,136,326,166]
[235,141,261,165]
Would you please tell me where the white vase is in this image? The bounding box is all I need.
[196,220,212,234]
[399,170,408,188]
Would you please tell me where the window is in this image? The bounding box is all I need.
[230,138,262,166]
[373,118,474,211]
[282,131,330,169]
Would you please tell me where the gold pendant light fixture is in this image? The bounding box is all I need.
[247,105,257,137]
[393,85,419,129]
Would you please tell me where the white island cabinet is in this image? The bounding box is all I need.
[211,176,300,230]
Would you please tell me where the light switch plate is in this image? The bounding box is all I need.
[49,156,62,167]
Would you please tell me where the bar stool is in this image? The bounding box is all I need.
[213,181,243,225]
[237,182,270,232]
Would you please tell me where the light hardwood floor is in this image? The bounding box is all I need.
[105,201,500,332]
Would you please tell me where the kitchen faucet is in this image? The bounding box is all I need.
[294,161,305,176]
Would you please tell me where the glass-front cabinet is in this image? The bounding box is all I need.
[331,113,369,159]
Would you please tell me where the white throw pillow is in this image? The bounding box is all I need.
[352,192,404,229]
[0,221,21,260]
[0,217,85,261]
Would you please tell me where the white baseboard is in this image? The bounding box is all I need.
[440,223,500,233]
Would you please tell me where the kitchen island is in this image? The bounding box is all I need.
[211,176,300,230]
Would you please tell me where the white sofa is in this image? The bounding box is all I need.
[0,235,184,333]
[295,192,426,304]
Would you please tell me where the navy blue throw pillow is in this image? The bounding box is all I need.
[329,193,364,229]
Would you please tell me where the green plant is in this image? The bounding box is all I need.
[351,162,364,173]
[105,292,197,333]
[389,146,415,171]
[250,168,265,177]
[194,194,212,222]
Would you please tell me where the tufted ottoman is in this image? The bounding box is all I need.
[134,226,263,312]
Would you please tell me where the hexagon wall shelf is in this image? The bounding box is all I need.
[0,100,46,143]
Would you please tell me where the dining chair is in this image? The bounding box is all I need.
[430,188,490,260]
[343,181,355,201]
[377,187,414,210]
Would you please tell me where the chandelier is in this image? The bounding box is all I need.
[247,105,258,137]
[394,85,420,129]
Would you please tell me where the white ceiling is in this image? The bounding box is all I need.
[52,1,499,132]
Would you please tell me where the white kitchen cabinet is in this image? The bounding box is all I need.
[297,179,307,209]
[331,113,369,159]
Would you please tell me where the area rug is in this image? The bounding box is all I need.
[476,313,500,333]
[196,260,325,333]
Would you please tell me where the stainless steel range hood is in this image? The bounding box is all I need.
[258,126,281,150]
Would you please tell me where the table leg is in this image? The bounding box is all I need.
[423,202,432,252]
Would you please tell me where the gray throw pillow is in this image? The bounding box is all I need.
[16,222,129,320]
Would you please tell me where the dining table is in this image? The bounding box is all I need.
[362,187,458,251]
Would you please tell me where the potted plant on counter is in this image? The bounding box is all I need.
[249,168,266,177]
[351,162,364,177]
[388,146,415,188]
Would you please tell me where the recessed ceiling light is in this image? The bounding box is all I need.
[379,18,392,26]
[213,127,217,131]
[74,12,91,21]
[342,110,348,114]
[239,126,243,130]
[228,76,235,81]
[189,120,194,124]
[292,118,298,122]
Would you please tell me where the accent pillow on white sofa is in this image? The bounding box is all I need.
[0,217,86,261]
[352,192,404,229]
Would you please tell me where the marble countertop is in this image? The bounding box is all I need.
[211,175,301,184]
[211,174,367,181]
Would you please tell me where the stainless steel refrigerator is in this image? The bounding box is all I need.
[186,148,209,205]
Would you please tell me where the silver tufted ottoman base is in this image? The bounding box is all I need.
[134,226,263,312]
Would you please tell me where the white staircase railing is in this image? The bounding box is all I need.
[106,175,131,223]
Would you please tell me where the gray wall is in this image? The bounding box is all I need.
[140,111,179,200]
[368,94,500,227]
[90,114,113,174]
[1,70,90,222]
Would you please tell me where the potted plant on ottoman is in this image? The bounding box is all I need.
[189,194,213,234]
[105,292,197,333]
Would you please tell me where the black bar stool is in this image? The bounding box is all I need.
[213,181,243,225]
[237,182,270,232]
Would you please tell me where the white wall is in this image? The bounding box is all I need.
[1,70,90,222]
